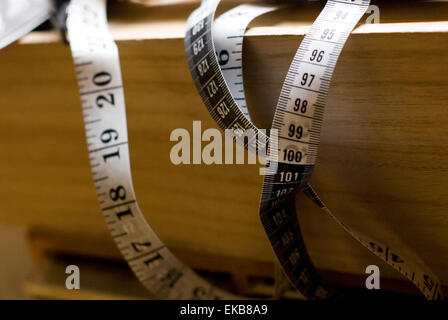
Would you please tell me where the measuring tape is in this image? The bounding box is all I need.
[66,0,242,299]
[0,0,51,49]
[186,0,444,300]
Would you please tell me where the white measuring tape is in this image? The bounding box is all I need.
[66,0,240,300]
[0,0,51,49]
[185,0,444,300]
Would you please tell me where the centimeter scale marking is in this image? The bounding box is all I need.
[186,0,444,300]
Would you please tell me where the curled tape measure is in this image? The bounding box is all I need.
[185,0,444,300]
[66,0,237,300]
[0,0,51,49]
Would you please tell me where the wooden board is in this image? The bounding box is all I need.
[0,0,447,291]
[24,254,430,299]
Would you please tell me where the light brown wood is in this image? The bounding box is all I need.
[0,0,447,293]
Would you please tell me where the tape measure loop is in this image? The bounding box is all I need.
[187,0,444,300]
